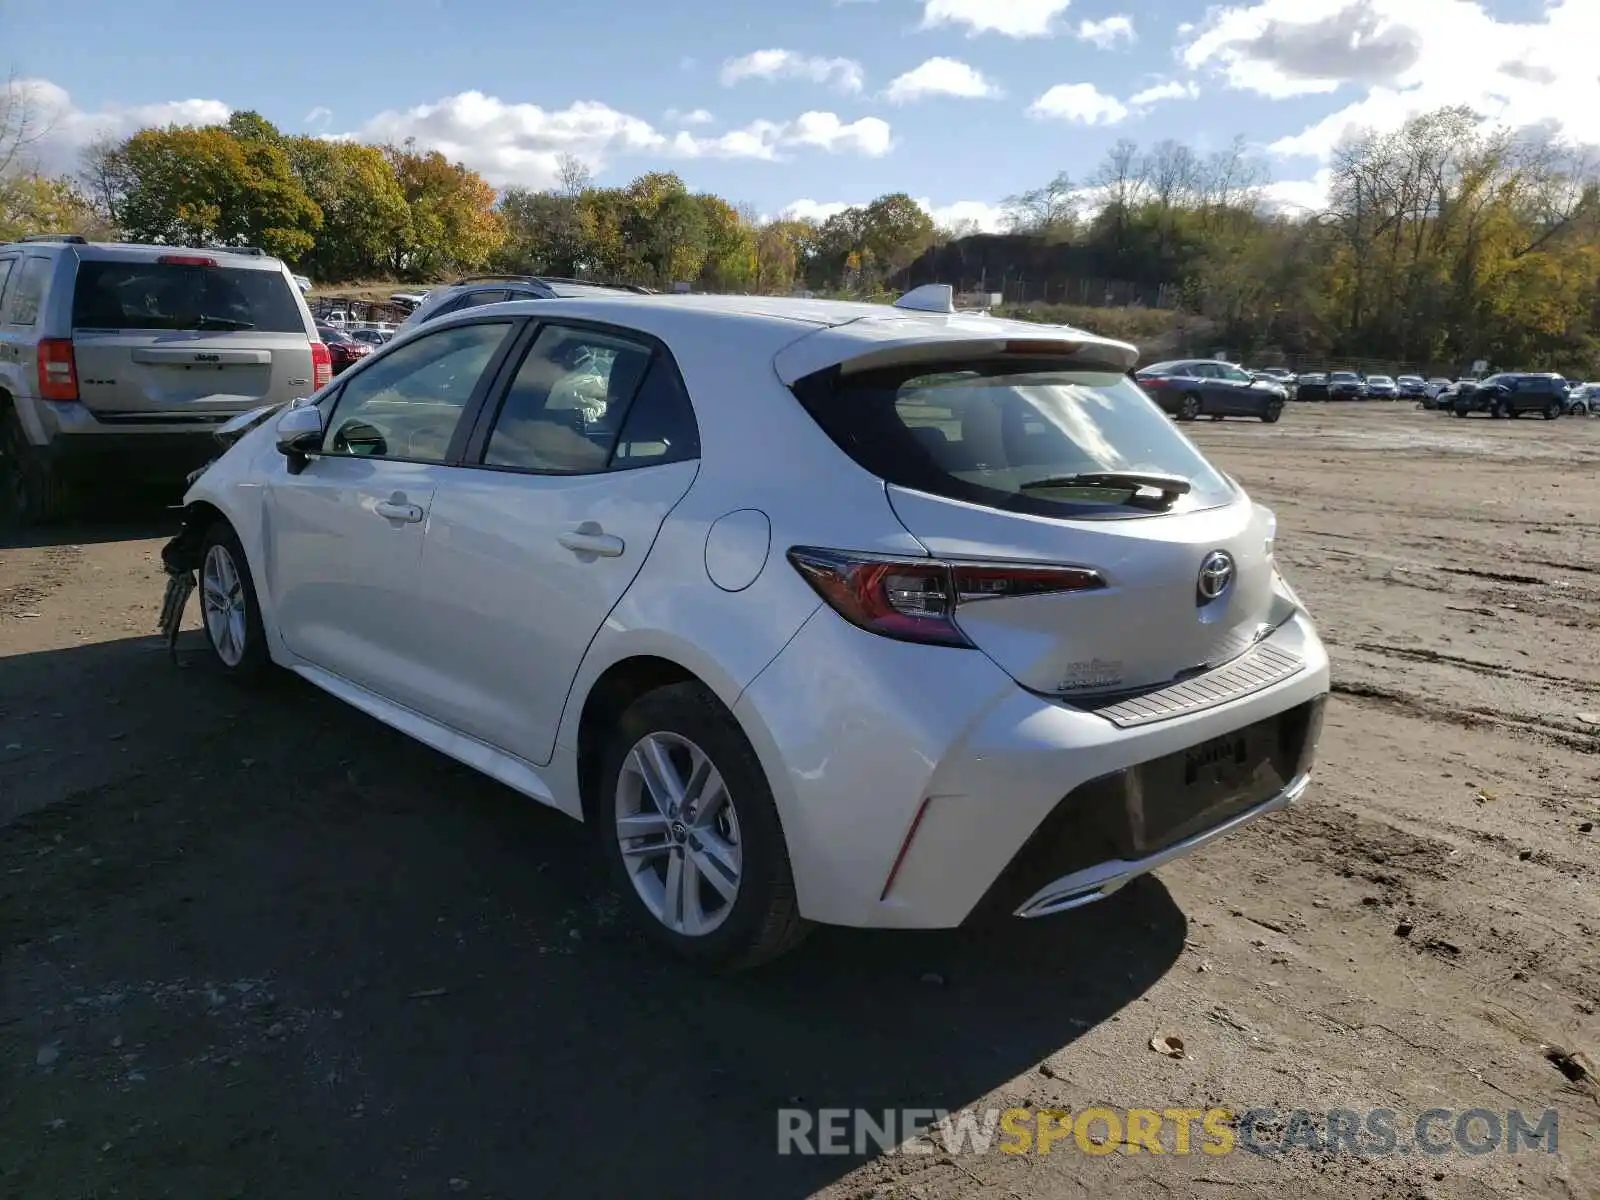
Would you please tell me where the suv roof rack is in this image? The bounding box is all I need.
[203,245,265,256]
[453,274,542,286]
[19,233,88,244]
[537,276,653,294]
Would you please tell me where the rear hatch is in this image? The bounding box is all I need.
[70,256,314,419]
[783,334,1277,696]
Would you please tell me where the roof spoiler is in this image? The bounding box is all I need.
[774,326,1140,385]
[893,284,955,314]
[19,233,88,244]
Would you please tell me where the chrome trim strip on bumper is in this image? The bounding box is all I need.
[1075,641,1306,729]
[1013,771,1311,919]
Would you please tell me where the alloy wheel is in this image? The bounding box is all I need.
[201,543,249,668]
[614,731,743,937]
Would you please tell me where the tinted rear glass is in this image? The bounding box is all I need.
[72,261,304,333]
[794,361,1237,519]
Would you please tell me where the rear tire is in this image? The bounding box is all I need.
[0,409,70,528]
[596,682,809,972]
[1178,394,1201,421]
[198,521,270,681]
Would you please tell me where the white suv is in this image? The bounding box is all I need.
[159,287,1330,971]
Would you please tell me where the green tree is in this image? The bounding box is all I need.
[117,125,321,259]
[288,137,411,281]
[382,143,504,277]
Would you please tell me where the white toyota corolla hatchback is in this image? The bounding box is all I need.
[159,286,1330,971]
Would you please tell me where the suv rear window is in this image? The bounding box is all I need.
[793,360,1237,518]
[71,262,305,333]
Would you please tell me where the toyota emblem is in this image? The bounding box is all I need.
[1196,550,1234,603]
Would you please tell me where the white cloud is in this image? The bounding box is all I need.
[1028,83,1129,125]
[663,107,715,126]
[719,49,865,94]
[332,93,891,186]
[19,80,230,174]
[1184,0,1600,157]
[1259,169,1334,212]
[884,57,1001,103]
[916,197,1009,232]
[670,112,893,162]
[1077,16,1136,48]
[779,196,1009,232]
[1128,80,1201,107]
[303,106,334,129]
[919,0,1075,38]
[779,198,858,223]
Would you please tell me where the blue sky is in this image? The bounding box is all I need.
[11,0,1597,228]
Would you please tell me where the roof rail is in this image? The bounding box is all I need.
[453,274,541,286]
[537,276,653,294]
[204,245,265,256]
[19,233,88,244]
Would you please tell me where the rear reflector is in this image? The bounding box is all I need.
[157,254,217,267]
[37,338,78,402]
[788,547,1104,647]
[311,341,333,389]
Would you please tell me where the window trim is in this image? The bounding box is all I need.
[316,316,524,467]
[0,255,18,308]
[3,256,52,327]
[456,317,699,479]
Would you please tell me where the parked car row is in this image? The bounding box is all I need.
[1425,372,1586,419]
[1134,359,1287,423]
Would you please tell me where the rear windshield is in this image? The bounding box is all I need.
[794,361,1238,519]
[72,261,305,333]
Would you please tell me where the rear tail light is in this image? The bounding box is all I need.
[1138,376,1169,388]
[787,547,1104,647]
[311,341,333,389]
[157,254,217,267]
[37,338,78,401]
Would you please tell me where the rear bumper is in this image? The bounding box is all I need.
[735,604,1331,930]
[14,398,232,472]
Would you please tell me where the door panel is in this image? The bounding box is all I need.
[415,462,698,763]
[264,455,444,699]
[261,318,518,706]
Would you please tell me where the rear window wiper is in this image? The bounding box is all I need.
[1018,471,1193,502]
[193,314,255,331]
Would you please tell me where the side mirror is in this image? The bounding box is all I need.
[276,404,324,475]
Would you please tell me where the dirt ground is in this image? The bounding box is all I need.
[2,404,1597,1200]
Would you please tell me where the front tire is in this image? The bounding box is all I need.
[597,682,808,972]
[1261,400,1283,423]
[198,522,270,680]
[1544,401,1560,420]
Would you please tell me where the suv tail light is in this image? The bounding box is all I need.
[311,341,332,389]
[157,254,217,267]
[787,547,1104,647]
[37,338,79,401]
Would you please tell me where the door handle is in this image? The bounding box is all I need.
[558,522,624,557]
[374,499,424,523]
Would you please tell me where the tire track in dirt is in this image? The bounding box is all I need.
[1329,682,1600,752]
[1352,641,1600,692]
[0,546,84,619]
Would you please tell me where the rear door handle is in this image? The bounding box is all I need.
[374,500,424,523]
[558,522,624,557]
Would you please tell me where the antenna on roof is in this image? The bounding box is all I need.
[893,284,955,314]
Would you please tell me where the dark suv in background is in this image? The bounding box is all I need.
[1452,372,1568,419]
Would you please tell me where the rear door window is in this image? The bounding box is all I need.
[71,261,305,333]
[479,324,655,474]
[3,257,52,325]
[794,359,1237,519]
